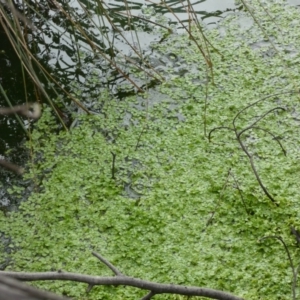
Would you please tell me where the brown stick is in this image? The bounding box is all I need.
[0,270,244,300]
[0,159,24,175]
[0,274,71,300]
[0,251,244,300]
[0,103,42,120]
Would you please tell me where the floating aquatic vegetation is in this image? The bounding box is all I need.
[2,1,300,299]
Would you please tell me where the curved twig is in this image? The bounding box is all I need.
[234,128,277,204]
[232,90,296,126]
[231,100,289,205]
[237,107,286,139]
[208,126,233,142]
[92,251,123,276]
[210,100,284,205]
[260,236,296,300]
[241,126,286,156]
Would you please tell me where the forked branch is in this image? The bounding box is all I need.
[209,91,295,205]
[0,251,244,300]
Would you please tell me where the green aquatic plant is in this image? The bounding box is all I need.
[2,1,300,299]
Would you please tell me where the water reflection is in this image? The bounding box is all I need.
[101,0,239,34]
[0,0,242,209]
[0,0,240,111]
[36,0,240,95]
[0,0,299,192]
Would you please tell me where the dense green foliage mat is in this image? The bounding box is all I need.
[2,0,300,299]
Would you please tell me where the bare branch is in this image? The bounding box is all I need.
[0,270,244,300]
[237,107,286,139]
[291,227,300,245]
[92,251,124,276]
[208,126,233,142]
[246,126,286,156]
[0,103,42,120]
[260,236,297,300]
[0,274,71,300]
[0,159,24,175]
[140,290,156,300]
[232,90,296,126]
[230,96,289,205]
[234,128,277,205]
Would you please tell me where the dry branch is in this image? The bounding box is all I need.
[0,274,71,300]
[0,102,42,120]
[0,252,244,300]
[209,91,296,205]
[0,270,244,300]
[0,159,24,175]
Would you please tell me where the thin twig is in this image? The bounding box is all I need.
[92,251,124,276]
[230,96,291,205]
[111,152,116,180]
[234,129,277,204]
[208,126,233,142]
[204,168,232,231]
[260,235,296,300]
[247,126,286,156]
[140,291,156,300]
[237,107,286,139]
[232,173,249,215]
[232,90,296,126]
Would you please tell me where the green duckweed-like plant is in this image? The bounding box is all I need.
[2,0,300,299]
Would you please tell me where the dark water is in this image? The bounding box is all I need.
[0,0,240,152]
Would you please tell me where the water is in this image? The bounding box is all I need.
[0,0,241,149]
